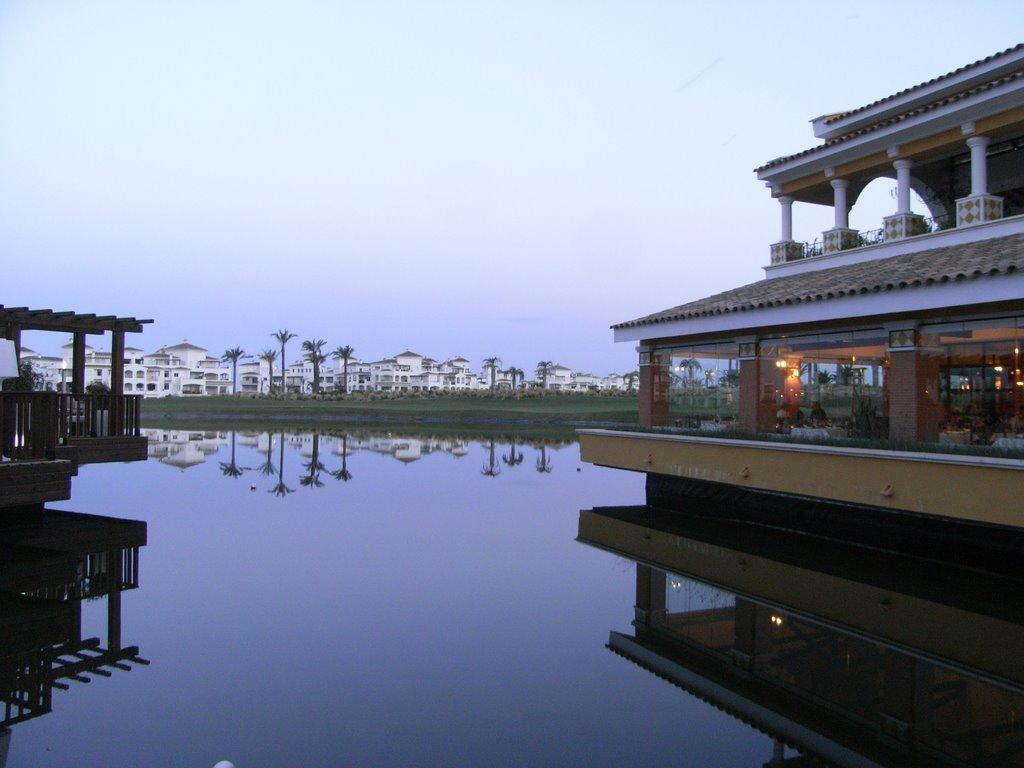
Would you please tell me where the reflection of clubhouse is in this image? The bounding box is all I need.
[0,509,148,764]
[577,506,1024,767]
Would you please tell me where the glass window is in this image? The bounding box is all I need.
[758,330,889,438]
[664,343,740,430]
[920,316,1024,444]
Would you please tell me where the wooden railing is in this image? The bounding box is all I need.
[0,392,143,460]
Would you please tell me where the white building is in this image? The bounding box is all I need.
[17,337,629,398]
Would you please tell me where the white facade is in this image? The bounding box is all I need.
[18,339,628,397]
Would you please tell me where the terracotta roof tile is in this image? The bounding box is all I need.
[613,233,1024,330]
[824,43,1024,126]
[755,69,1023,173]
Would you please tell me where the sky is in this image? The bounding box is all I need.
[2,1,1019,372]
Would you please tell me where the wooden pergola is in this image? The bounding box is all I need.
[0,305,152,395]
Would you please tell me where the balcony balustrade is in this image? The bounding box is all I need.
[798,213,955,260]
[0,393,143,461]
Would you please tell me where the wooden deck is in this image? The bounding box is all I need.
[57,435,149,465]
[0,460,76,509]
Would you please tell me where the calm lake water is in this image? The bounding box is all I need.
[5,428,1023,767]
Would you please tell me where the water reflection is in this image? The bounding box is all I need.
[0,510,148,764]
[144,429,574,489]
[577,506,1024,767]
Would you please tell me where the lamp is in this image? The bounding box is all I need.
[0,339,18,380]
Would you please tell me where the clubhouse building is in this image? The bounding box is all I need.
[625,45,1024,446]
[582,46,1024,525]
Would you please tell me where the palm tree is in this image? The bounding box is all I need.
[332,345,355,394]
[481,438,501,477]
[218,431,248,477]
[536,361,554,389]
[301,339,327,394]
[507,366,524,389]
[330,434,353,482]
[502,439,523,467]
[272,329,297,394]
[258,432,276,476]
[300,433,325,488]
[482,357,501,390]
[221,347,246,394]
[817,370,836,386]
[535,443,553,473]
[679,357,702,386]
[258,349,278,394]
[270,433,294,497]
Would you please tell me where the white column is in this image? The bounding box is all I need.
[967,136,989,196]
[831,179,849,229]
[893,159,913,214]
[778,196,793,241]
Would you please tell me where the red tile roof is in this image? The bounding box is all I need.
[614,233,1024,330]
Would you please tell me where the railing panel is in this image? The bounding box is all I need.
[0,393,144,458]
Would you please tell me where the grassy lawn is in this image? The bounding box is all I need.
[141,394,640,426]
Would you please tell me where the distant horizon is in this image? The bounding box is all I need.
[18,330,633,376]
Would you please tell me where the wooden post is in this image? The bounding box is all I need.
[110,330,125,435]
[71,332,87,394]
[106,549,122,652]
[110,330,125,396]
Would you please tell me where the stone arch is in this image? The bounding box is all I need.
[847,173,948,230]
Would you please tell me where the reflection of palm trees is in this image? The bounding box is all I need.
[481,438,501,477]
[218,432,248,478]
[270,433,294,497]
[502,439,523,467]
[300,433,325,489]
[259,433,276,476]
[330,434,353,482]
[535,444,553,473]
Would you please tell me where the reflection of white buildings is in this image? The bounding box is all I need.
[144,429,229,469]
[343,434,472,463]
[142,428,572,472]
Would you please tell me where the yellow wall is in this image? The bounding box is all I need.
[579,430,1024,528]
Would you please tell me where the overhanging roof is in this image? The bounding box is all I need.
[0,305,152,334]
[614,233,1024,334]
[755,67,1024,173]
[822,43,1024,130]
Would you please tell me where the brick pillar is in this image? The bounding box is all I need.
[889,349,941,442]
[739,358,759,432]
[635,564,666,627]
[638,350,669,428]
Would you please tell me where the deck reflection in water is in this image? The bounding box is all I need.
[0,510,148,765]
[577,506,1024,768]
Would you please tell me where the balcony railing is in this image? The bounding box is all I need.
[802,213,954,259]
[0,393,143,460]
